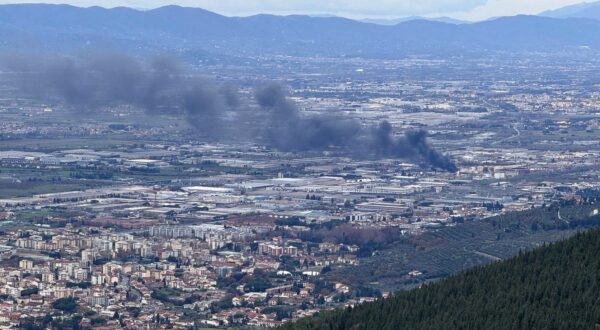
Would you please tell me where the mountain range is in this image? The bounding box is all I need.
[359,16,468,25]
[541,1,600,20]
[0,3,599,58]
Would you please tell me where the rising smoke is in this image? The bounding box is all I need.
[254,84,457,171]
[0,53,456,171]
[2,53,242,138]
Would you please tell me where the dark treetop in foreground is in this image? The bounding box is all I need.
[282,228,600,330]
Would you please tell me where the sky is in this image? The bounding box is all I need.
[0,0,590,20]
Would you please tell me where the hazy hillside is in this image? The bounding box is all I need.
[541,1,600,20]
[360,16,467,25]
[282,229,600,330]
[0,4,599,58]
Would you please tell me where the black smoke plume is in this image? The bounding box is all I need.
[0,53,456,171]
[0,53,239,138]
[255,84,457,171]
[255,84,361,152]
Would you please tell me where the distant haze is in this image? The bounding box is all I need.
[0,4,598,56]
[0,0,589,20]
[0,53,457,171]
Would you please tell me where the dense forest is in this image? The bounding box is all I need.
[282,228,600,330]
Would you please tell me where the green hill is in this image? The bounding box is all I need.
[282,229,600,330]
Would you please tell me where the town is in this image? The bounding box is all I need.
[1,53,600,328]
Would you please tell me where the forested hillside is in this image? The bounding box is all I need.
[326,201,600,291]
[282,229,600,330]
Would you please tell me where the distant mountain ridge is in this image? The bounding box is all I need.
[360,16,468,25]
[540,1,600,19]
[0,4,599,58]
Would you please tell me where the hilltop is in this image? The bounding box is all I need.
[282,228,600,329]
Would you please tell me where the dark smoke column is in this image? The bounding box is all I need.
[255,84,457,172]
[1,53,457,172]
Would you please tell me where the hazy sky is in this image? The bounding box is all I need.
[0,0,589,20]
